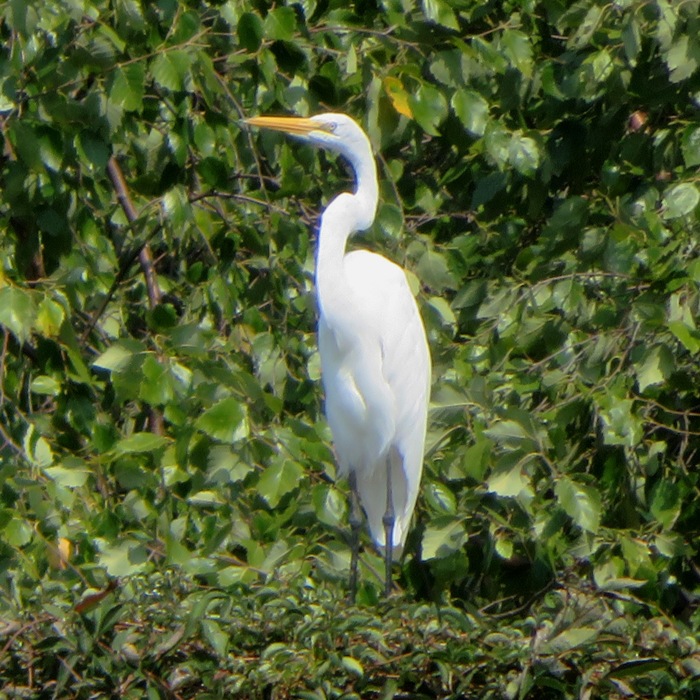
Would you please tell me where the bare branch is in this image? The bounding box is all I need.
[106,156,164,436]
[107,156,162,309]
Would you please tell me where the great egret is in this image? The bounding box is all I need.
[246,113,431,599]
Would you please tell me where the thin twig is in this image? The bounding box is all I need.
[79,227,162,346]
[0,330,28,459]
[106,156,164,436]
[106,156,162,309]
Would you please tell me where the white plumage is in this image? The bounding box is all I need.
[319,249,430,550]
[247,113,431,596]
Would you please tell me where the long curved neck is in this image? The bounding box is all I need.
[315,141,378,319]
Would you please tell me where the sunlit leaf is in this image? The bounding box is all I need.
[30,375,61,396]
[383,77,413,118]
[95,538,151,577]
[421,520,467,560]
[151,50,192,91]
[257,459,304,508]
[452,90,489,137]
[409,84,448,136]
[555,477,601,533]
[421,0,458,30]
[35,297,64,337]
[649,480,681,530]
[109,61,146,111]
[500,30,533,77]
[635,345,674,393]
[0,287,36,343]
[681,124,700,167]
[662,183,700,219]
[264,7,296,41]
[116,432,169,454]
[195,397,250,443]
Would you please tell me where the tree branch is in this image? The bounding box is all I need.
[107,156,162,309]
[106,156,164,436]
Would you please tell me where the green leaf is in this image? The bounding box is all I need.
[193,121,216,156]
[662,182,700,219]
[681,124,700,167]
[417,250,458,291]
[30,375,61,396]
[151,50,192,91]
[421,0,459,30]
[409,84,448,136]
[44,465,90,488]
[486,465,531,499]
[93,342,142,372]
[95,538,150,577]
[109,61,146,112]
[207,445,254,483]
[483,420,533,451]
[237,12,264,52]
[508,132,541,177]
[649,480,680,530]
[451,90,489,137]
[139,355,175,405]
[257,459,304,508]
[483,121,511,169]
[457,438,491,482]
[495,536,513,560]
[35,297,64,337]
[264,7,296,41]
[427,296,456,330]
[37,128,63,172]
[424,482,457,515]
[8,121,41,171]
[195,397,249,443]
[0,286,36,343]
[500,30,533,78]
[668,321,700,353]
[555,477,601,533]
[568,5,603,49]
[635,345,674,393]
[76,131,109,170]
[115,432,169,454]
[23,424,53,468]
[377,202,403,238]
[312,484,346,528]
[188,490,225,506]
[421,520,467,560]
[621,17,641,64]
[664,35,700,83]
[341,656,364,677]
[162,186,192,229]
[540,627,599,654]
[201,619,228,657]
[4,518,33,547]
[116,0,145,31]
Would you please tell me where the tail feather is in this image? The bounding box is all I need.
[354,448,414,554]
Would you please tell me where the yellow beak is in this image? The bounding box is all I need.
[245,115,320,136]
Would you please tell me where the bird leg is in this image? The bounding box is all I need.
[347,470,363,603]
[382,452,396,597]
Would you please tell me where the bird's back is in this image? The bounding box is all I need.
[318,249,430,550]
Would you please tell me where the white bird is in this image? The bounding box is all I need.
[246,113,431,598]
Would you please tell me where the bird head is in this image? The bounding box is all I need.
[245,113,371,165]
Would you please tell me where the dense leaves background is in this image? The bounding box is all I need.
[1,0,700,697]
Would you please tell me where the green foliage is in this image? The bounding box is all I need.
[1,0,700,695]
[3,574,700,699]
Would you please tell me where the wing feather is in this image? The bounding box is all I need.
[327,249,430,549]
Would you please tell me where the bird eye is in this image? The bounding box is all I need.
[325,121,338,133]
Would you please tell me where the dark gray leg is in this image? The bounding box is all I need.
[348,470,362,603]
[382,454,395,597]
